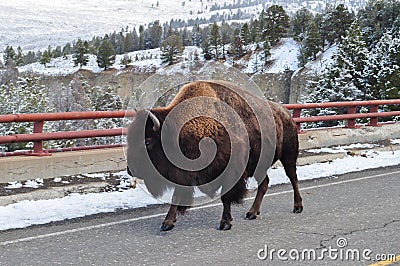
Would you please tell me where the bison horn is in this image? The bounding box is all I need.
[146,110,161,132]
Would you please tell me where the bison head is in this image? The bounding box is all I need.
[126,109,172,197]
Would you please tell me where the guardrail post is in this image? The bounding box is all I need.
[368,104,379,126]
[32,121,51,156]
[292,108,302,133]
[346,106,357,128]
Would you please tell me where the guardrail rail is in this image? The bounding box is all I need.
[1,100,399,157]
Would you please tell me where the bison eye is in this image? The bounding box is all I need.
[145,138,152,147]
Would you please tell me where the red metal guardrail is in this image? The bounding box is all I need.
[0,100,399,157]
[285,99,400,132]
[0,111,136,156]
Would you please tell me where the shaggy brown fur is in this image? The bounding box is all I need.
[127,80,303,231]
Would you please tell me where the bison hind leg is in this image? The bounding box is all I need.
[281,158,303,213]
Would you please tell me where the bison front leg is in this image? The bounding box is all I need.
[161,187,193,231]
[161,204,178,231]
[219,198,233,230]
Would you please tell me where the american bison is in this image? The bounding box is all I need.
[126,80,303,231]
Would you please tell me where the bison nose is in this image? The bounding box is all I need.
[127,166,134,177]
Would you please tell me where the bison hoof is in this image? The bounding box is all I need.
[293,206,303,214]
[245,211,260,220]
[218,221,232,231]
[160,223,175,231]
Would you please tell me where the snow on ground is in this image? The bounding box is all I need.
[0,0,233,51]
[0,0,366,52]
[242,39,300,74]
[391,139,400,145]
[264,38,300,73]
[306,143,380,154]
[0,149,399,231]
[18,46,205,76]
[301,44,338,76]
[16,35,337,77]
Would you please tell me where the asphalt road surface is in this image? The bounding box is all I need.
[1,166,399,265]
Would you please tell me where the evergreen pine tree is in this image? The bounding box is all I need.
[291,7,313,42]
[209,22,221,59]
[191,24,202,47]
[363,32,400,101]
[251,51,263,73]
[62,43,72,56]
[139,25,145,50]
[15,46,25,66]
[240,23,251,46]
[306,20,369,116]
[220,20,232,59]
[181,26,192,46]
[263,36,271,65]
[115,32,125,54]
[160,35,184,65]
[258,9,266,34]
[73,38,89,68]
[201,38,212,60]
[297,20,322,67]
[54,46,62,58]
[40,50,51,66]
[3,46,16,66]
[123,32,132,53]
[24,51,36,65]
[230,33,244,61]
[262,5,290,45]
[332,21,369,100]
[90,37,101,54]
[0,76,52,150]
[148,20,163,49]
[109,31,117,50]
[131,28,140,51]
[358,0,400,46]
[120,53,132,67]
[250,19,261,44]
[97,39,116,70]
[165,23,173,39]
[323,4,354,45]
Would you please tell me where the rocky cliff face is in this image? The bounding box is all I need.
[17,64,311,106]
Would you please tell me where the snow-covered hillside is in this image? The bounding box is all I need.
[0,0,367,52]
[18,46,206,76]
[18,38,337,76]
[0,0,228,51]
[19,49,162,76]
[241,38,300,74]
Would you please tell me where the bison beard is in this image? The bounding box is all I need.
[126,80,303,231]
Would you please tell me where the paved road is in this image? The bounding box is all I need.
[0,166,399,265]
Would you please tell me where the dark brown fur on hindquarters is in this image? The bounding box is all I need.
[246,101,303,219]
[126,80,303,231]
